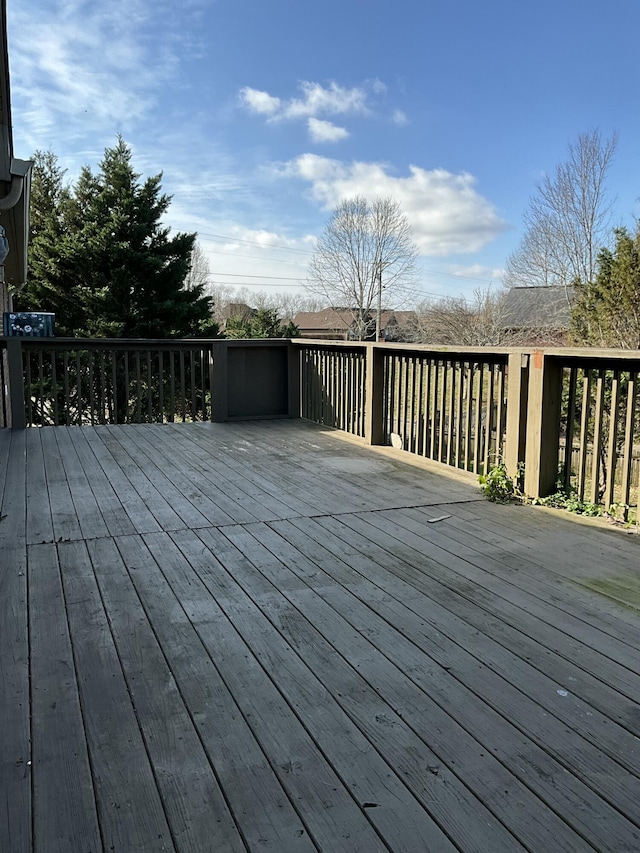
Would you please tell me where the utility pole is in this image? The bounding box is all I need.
[376,263,383,342]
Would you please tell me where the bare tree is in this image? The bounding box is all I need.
[184,242,210,292]
[505,130,617,292]
[413,287,513,346]
[307,196,418,340]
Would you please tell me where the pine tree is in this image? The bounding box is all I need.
[571,227,640,348]
[17,137,218,339]
[224,307,300,339]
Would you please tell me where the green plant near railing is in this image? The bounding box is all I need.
[478,462,518,503]
[531,486,605,517]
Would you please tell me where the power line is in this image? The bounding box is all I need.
[197,230,314,255]
[206,271,306,281]
[196,230,501,286]
[207,281,309,289]
[205,249,309,267]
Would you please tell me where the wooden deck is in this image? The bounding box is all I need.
[1,419,639,853]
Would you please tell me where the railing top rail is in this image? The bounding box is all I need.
[293,338,640,363]
[3,334,640,365]
[541,346,640,369]
[292,338,519,359]
[0,336,293,350]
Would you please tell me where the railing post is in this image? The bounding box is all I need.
[287,342,301,418]
[504,352,529,481]
[364,344,384,445]
[210,341,228,423]
[6,337,26,429]
[524,350,563,498]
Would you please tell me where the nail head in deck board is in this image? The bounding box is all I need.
[57,540,175,852]
[85,536,246,853]
[28,544,102,852]
[115,533,316,852]
[173,526,459,853]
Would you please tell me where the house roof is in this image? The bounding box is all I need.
[500,286,574,330]
[222,302,255,322]
[294,308,353,331]
[294,307,417,332]
[0,0,32,292]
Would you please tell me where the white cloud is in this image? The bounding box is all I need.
[282,154,508,256]
[238,78,411,143]
[238,79,374,140]
[308,118,349,143]
[238,88,281,116]
[10,0,187,151]
[239,80,371,122]
[446,263,506,283]
[282,81,369,120]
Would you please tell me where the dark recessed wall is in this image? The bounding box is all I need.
[227,345,288,418]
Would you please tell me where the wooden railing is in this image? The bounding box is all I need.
[382,350,508,474]
[1,337,297,428]
[548,355,640,517]
[3,334,639,518]
[293,341,640,519]
[22,340,213,426]
[300,344,366,437]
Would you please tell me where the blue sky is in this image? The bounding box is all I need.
[8,0,640,304]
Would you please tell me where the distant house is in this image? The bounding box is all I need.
[294,307,417,342]
[293,308,354,340]
[500,286,574,345]
[217,302,256,333]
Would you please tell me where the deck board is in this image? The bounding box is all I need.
[0,430,31,853]
[1,419,639,852]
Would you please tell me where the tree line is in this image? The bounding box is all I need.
[15,132,640,349]
[505,129,640,349]
[16,139,298,341]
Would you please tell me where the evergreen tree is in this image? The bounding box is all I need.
[17,138,218,339]
[571,227,640,348]
[224,307,300,339]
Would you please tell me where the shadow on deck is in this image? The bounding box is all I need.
[1,419,639,852]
